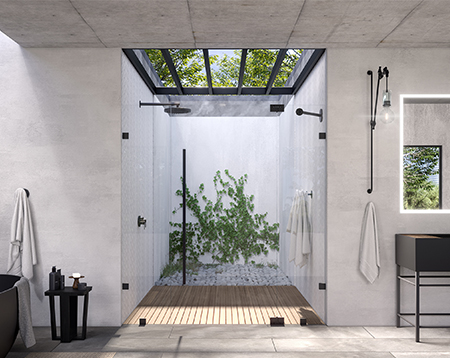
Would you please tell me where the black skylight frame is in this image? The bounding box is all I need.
[123,48,325,96]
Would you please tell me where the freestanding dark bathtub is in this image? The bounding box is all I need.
[0,274,20,358]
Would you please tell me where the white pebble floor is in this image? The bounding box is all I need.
[155,263,292,286]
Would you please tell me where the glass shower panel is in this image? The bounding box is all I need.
[158,100,283,288]
[153,105,172,285]
[279,53,327,323]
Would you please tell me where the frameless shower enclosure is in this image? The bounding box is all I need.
[121,48,327,325]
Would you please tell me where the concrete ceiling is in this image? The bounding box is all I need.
[0,0,449,48]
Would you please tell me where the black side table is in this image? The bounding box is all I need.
[44,286,92,343]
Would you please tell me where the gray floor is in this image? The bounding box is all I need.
[7,325,450,357]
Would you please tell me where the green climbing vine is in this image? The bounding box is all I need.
[169,170,279,264]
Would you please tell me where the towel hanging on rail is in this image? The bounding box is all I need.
[288,190,300,262]
[287,190,312,267]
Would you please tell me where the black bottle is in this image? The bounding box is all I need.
[49,266,57,290]
[56,269,62,290]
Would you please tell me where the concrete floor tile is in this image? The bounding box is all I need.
[176,338,275,353]
[160,353,394,358]
[114,324,173,338]
[114,353,163,358]
[170,324,372,339]
[9,327,59,353]
[52,327,121,352]
[9,325,450,357]
[103,337,275,353]
[103,337,181,352]
[274,338,450,352]
[365,326,450,339]
[5,353,29,358]
[392,353,450,358]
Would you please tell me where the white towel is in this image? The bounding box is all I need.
[7,188,37,279]
[359,202,380,283]
[288,190,300,262]
[288,190,312,267]
[294,191,311,268]
[14,277,36,348]
[286,190,297,234]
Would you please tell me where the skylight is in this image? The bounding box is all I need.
[142,48,305,95]
[123,48,325,99]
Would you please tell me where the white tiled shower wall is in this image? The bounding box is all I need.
[121,53,171,322]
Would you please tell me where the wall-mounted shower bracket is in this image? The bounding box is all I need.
[137,215,147,229]
[296,108,323,122]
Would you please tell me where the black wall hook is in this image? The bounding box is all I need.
[23,188,30,197]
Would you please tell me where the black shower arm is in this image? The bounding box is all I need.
[139,101,180,108]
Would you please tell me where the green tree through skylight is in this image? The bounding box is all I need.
[145,49,302,88]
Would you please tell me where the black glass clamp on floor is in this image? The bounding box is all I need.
[44,286,92,343]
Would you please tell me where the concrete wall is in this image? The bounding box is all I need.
[327,48,450,326]
[170,115,279,264]
[0,32,122,326]
[279,53,327,322]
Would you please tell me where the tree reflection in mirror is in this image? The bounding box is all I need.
[403,146,441,210]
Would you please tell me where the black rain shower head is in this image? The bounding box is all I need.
[164,107,191,114]
[139,100,191,114]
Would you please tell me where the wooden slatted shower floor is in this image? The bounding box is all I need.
[124,286,324,325]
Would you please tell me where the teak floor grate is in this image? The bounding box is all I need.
[124,285,323,325]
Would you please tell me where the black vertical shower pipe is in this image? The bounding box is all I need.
[367,66,383,194]
[182,149,187,285]
[367,70,374,194]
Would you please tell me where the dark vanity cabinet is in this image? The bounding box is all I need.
[396,234,450,271]
[396,234,450,342]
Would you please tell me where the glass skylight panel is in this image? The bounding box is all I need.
[144,48,305,92]
[208,49,241,87]
[145,49,207,87]
[273,49,303,87]
[242,49,277,87]
[172,49,206,87]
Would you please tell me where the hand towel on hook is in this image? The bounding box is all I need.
[359,201,380,283]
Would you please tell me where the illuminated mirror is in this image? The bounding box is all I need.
[401,95,450,212]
